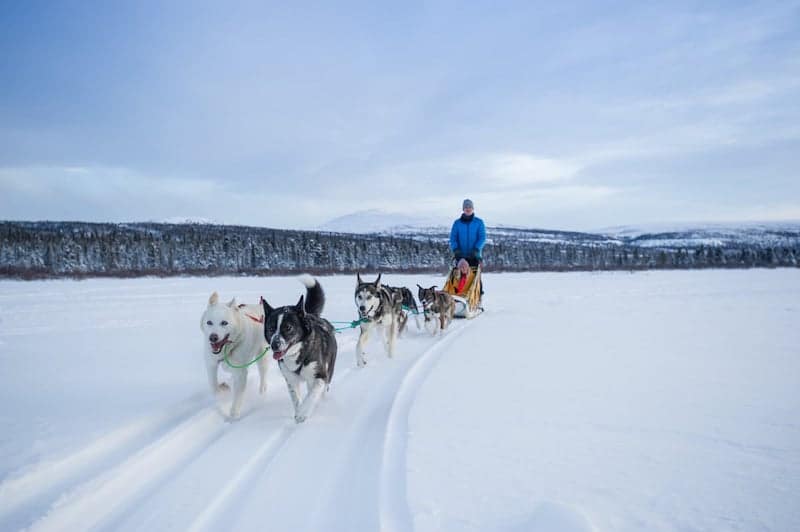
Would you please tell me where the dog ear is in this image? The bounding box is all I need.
[208,292,219,305]
[375,273,382,288]
[295,295,305,316]
[262,298,274,315]
[227,297,237,308]
[357,272,362,285]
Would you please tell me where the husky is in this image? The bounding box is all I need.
[354,273,403,367]
[384,284,422,334]
[201,293,269,420]
[262,275,337,423]
[417,285,456,335]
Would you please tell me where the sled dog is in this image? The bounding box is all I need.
[417,285,456,334]
[262,275,337,423]
[385,284,422,334]
[354,273,403,367]
[201,292,269,419]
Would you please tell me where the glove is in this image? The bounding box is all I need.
[471,248,482,261]
[453,249,463,260]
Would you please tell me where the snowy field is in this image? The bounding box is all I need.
[1,269,798,531]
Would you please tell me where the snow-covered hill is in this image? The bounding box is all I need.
[599,221,800,248]
[321,213,800,248]
[156,217,219,225]
[318,209,449,235]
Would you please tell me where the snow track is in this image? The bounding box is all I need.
[3,319,471,532]
[3,272,799,531]
[0,393,208,527]
[380,324,466,532]
[27,408,227,531]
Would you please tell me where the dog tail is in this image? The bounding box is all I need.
[298,274,325,317]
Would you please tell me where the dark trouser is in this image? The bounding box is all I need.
[464,257,481,268]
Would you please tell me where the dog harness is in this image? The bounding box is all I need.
[220,341,270,369]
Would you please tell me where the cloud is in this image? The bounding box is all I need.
[454,183,621,229]
[711,203,800,223]
[572,122,740,167]
[316,151,588,222]
[364,151,580,190]
[452,153,581,186]
[481,184,618,212]
[2,2,798,231]
[0,165,370,229]
[615,76,800,114]
[0,166,217,221]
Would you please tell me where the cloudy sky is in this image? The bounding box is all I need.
[1,0,799,231]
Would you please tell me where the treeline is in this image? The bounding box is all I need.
[0,221,797,279]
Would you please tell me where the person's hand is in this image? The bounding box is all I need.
[453,249,463,259]
[471,248,482,260]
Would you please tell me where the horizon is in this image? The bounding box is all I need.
[1,2,799,230]
[3,211,800,237]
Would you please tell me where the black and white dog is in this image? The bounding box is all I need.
[354,273,403,367]
[262,275,337,423]
[417,285,456,335]
[384,284,422,334]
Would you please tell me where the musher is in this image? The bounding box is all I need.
[449,198,486,296]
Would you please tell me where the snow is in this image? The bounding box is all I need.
[316,214,800,251]
[1,270,798,531]
[156,217,219,225]
[319,209,449,235]
[596,220,800,238]
[597,221,800,248]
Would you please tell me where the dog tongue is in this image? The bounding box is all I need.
[273,350,284,361]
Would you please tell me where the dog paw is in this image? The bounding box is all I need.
[294,414,307,423]
[217,382,230,393]
[357,358,367,368]
[259,383,267,395]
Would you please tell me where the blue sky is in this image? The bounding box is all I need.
[1,0,799,231]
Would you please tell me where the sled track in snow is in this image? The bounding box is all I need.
[379,323,469,532]
[24,408,228,532]
[0,393,209,530]
[177,364,362,532]
[8,319,475,532]
[183,423,294,532]
[184,322,476,532]
[11,362,363,532]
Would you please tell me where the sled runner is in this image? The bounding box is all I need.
[442,264,483,319]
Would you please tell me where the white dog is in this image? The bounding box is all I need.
[201,292,269,419]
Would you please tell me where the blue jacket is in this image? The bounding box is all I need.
[450,214,486,259]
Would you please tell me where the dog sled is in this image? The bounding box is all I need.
[442,264,483,319]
